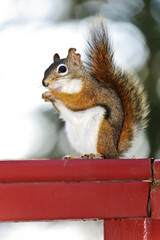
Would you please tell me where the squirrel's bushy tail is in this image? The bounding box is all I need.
[86,18,149,156]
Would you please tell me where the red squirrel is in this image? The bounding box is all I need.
[42,18,149,158]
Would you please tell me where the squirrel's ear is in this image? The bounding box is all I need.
[67,48,82,66]
[53,53,60,62]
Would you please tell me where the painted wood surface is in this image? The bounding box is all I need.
[1,158,160,240]
[151,159,160,219]
[0,159,151,182]
[104,218,160,240]
[0,181,150,221]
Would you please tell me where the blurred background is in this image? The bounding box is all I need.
[0,0,159,239]
[1,0,160,160]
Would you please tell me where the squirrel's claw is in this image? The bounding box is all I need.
[63,155,79,159]
[42,91,55,102]
[81,154,105,159]
[63,154,105,159]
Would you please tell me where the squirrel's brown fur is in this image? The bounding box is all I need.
[42,18,149,158]
[86,19,149,156]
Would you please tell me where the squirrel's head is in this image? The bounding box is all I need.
[42,48,85,92]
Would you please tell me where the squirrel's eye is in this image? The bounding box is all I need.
[58,65,67,74]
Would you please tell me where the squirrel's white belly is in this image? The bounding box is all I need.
[54,100,105,154]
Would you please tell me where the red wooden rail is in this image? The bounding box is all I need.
[0,158,159,239]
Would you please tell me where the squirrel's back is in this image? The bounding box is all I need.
[86,18,149,156]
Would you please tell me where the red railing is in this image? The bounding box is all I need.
[0,158,159,239]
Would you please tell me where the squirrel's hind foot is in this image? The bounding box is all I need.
[63,155,79,159]
[81,154,105,159]
[63,154,105,159]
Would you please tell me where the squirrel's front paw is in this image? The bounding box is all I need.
[42,91,55,102]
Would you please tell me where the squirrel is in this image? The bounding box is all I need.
[42,18,149,159]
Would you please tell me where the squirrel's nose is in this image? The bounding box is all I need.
[42,79,49,87]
